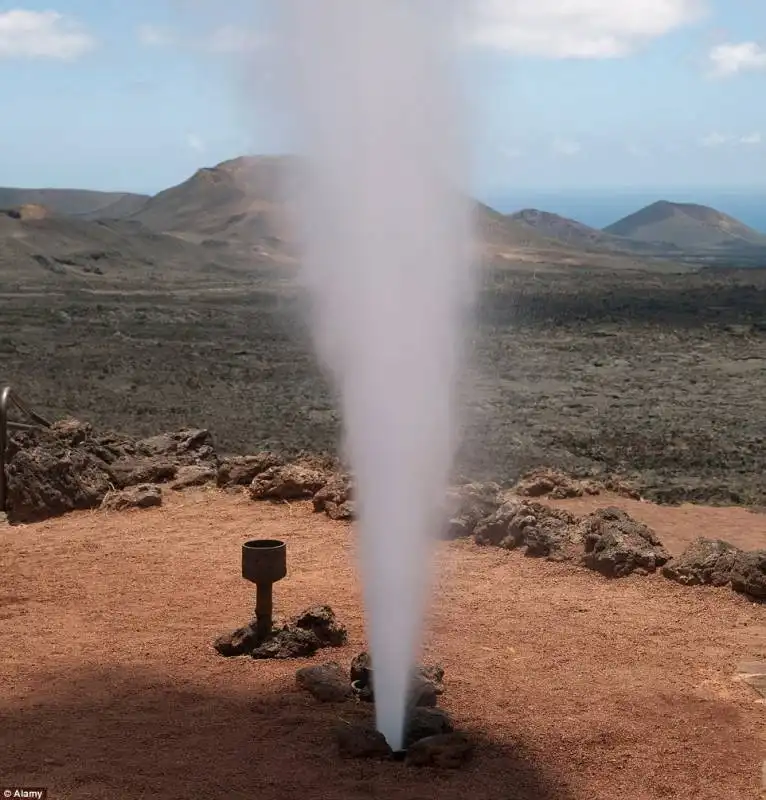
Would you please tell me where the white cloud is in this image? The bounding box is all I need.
[700,132,728,146]
[708,41,766,77]
[740,132,762,145]
[466,0,704,58]
[552,138,581,156]
[186,133,205,153]
[0,9,95,59]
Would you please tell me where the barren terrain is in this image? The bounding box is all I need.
[1,490,764,799]
[2,263,765,505]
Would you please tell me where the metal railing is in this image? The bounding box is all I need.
[0,386,52,512]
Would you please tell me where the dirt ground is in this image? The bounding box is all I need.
[1,490,765,800]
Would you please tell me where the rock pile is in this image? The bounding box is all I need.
[4,416,764,600]
[214,605,347,660]
[293,653,472,768]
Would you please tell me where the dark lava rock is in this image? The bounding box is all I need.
[312,474,354,520]
[662,537,742,587]
[249,463,329,501]
[169,464,216,490]
[350,652,444,699]
[296,662,354,703]
[4,420,115,523]
[514,468,597,500]
[291,605,347,647]
[350,651,373,684]
[443,481,503,539]
[214,624,260,657]
[730,550,766,599]
[406,732,473,768]
[335,722,393,760]
[410,676,439,708]
[3,420,216,524]
[217,453,284,488]
[251,626,320,659]
[405,707,454,747]
[581,507,670,577]
[474,499,581,561]
[101,484,162,512]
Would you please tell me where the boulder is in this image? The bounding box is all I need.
[169,464,216,490]
[514,468,597,500]
[250,627,320,659]
[730,550,766,599]
[249,463,328,501]
[4,421,114,523]
[217,452,284,487]
[662,538,741,587]
[291,605,348,647]
[296,662,354,703]
[474,499,581,561]
[405,707,454,747]
[443,481,503,539]
[581,507,669,577]
[335,723,393,760]
[101,484,162,512]
[214,624,260,657]
[406,732,473,768]
[312,473,354,520]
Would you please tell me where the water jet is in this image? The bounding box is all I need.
[241,539,287,641]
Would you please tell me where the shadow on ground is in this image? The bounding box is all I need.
[1,666,572,800]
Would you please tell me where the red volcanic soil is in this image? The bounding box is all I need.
[1,490,764,799]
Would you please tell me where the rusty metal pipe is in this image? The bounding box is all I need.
[242,539,287,640]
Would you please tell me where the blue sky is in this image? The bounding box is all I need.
[0,0,765,196]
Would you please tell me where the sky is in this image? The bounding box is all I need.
[0,0,765,197]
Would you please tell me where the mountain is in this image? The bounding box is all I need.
[507,208,645,251]
[129,156,291,256]
[130,155,601,263]
[603,200,766,250]
[0,187,148,219]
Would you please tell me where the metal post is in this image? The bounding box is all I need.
[255,581,274,640]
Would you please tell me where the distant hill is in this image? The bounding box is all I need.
[129,156,291,256]
[603,200,766,250]
[0,206,252,289]
[507,208,664,254]
[0,187,148,219]
[130,155,603,263]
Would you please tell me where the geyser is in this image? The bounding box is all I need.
[273,1,473,749]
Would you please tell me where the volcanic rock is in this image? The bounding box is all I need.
[249,463,328,501]
[169,464,216,490]
[335,722,393,760]
[291,605,347,646]
[101,484,162,512]
[406,732,473,768]
[474,499,581,561]
[514,468,596,499]
[349,652,444,698]
[250,626,320,659]
[730,550,766,599]
[662,537,741,587]
[216,452,284,487]
[296,662,354,703]
[312,473,354,520]
[405,707,454,747]
[3,421,114,523]
[350,651,372,684]
[443,481,503,539]
[581,507,670,577]
[214,624,260,657]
